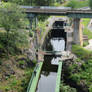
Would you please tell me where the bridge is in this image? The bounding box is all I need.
[22,6,92,18]
[22,6,91,46]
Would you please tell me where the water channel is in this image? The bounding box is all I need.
[36,37,65,92]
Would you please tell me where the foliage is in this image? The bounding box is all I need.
[89,0,92,9]
[66,0,78,9]
[61,82,77,92]
[3,0,54,6]
[18,60,25,65]
[0,2,26,31]
[72,45,92,60]
[0,2,29,55]
[0,30,29,56]
[66,0,89,9]
[82,19,92,39]
[33,0,54,6]
[83,41,89,47]
[71,45,92,91]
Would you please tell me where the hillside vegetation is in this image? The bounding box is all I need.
[71,45,92,92]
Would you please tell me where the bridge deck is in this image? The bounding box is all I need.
[22,6,92,18]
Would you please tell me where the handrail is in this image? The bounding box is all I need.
[27,64,38,92]
[55,61,63,92]
[27,62,43,92]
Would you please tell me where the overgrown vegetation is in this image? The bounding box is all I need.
[0,2,29,56]
[61,82,77,92]
[82,19,92,39]
[70,45,92,92]
[0,2,34,92]
[66,0,89,9]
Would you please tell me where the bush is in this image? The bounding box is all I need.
[61,83,77,92]
[0,59,2,65]
[72,45,92,60]
[71,45,92,91]
[89,0,92,9]
[29,31,33,37]
[89,85,92,92]
[66,0,89,9]
[18,60,25,65]
[66,0,78,9]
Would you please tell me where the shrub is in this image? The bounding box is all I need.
[66,0,78,9]
[89,0,92,9]
[89,85,92,92]
[61,83,77,92]
[18,60,25,65]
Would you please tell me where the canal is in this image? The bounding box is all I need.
[36,36,66,92]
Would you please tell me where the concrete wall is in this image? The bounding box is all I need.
[73,18,83,46]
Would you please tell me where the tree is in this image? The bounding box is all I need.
[0,2,28,55]
[33,0,53,6]
[89,0,92,9]
[66,0,78,9]
[2,0,54,6]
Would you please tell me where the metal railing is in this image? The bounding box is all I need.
[27,64,39,92]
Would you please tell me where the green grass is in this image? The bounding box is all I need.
[81,19,92,39]
[70,45,92,92]
[65,0,89,9]
[82,19,90,27]
[72,45,92,60]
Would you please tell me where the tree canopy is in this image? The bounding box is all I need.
[0,2,26,31]
[89,0,92,9]
[2,0,54,6]
[0,2,29,55]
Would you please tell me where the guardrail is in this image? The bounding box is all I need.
[55,61,63,92]
[27,62,43,92]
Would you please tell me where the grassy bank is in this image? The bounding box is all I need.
[70,45,92,92]
[65,0,89,9]
[0,54,36,92]
[82,19,92,39]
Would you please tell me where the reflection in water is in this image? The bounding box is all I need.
[36,37,65,92]
[37,73,57,92]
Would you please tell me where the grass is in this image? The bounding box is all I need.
[72,45,92,61]
[81,19,92,39]
[0,53,36,92]
[65,0,89,9]
[70,45,92,92]
[60,82,77,92]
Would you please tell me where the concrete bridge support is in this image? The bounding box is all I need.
[73,18,83,46]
